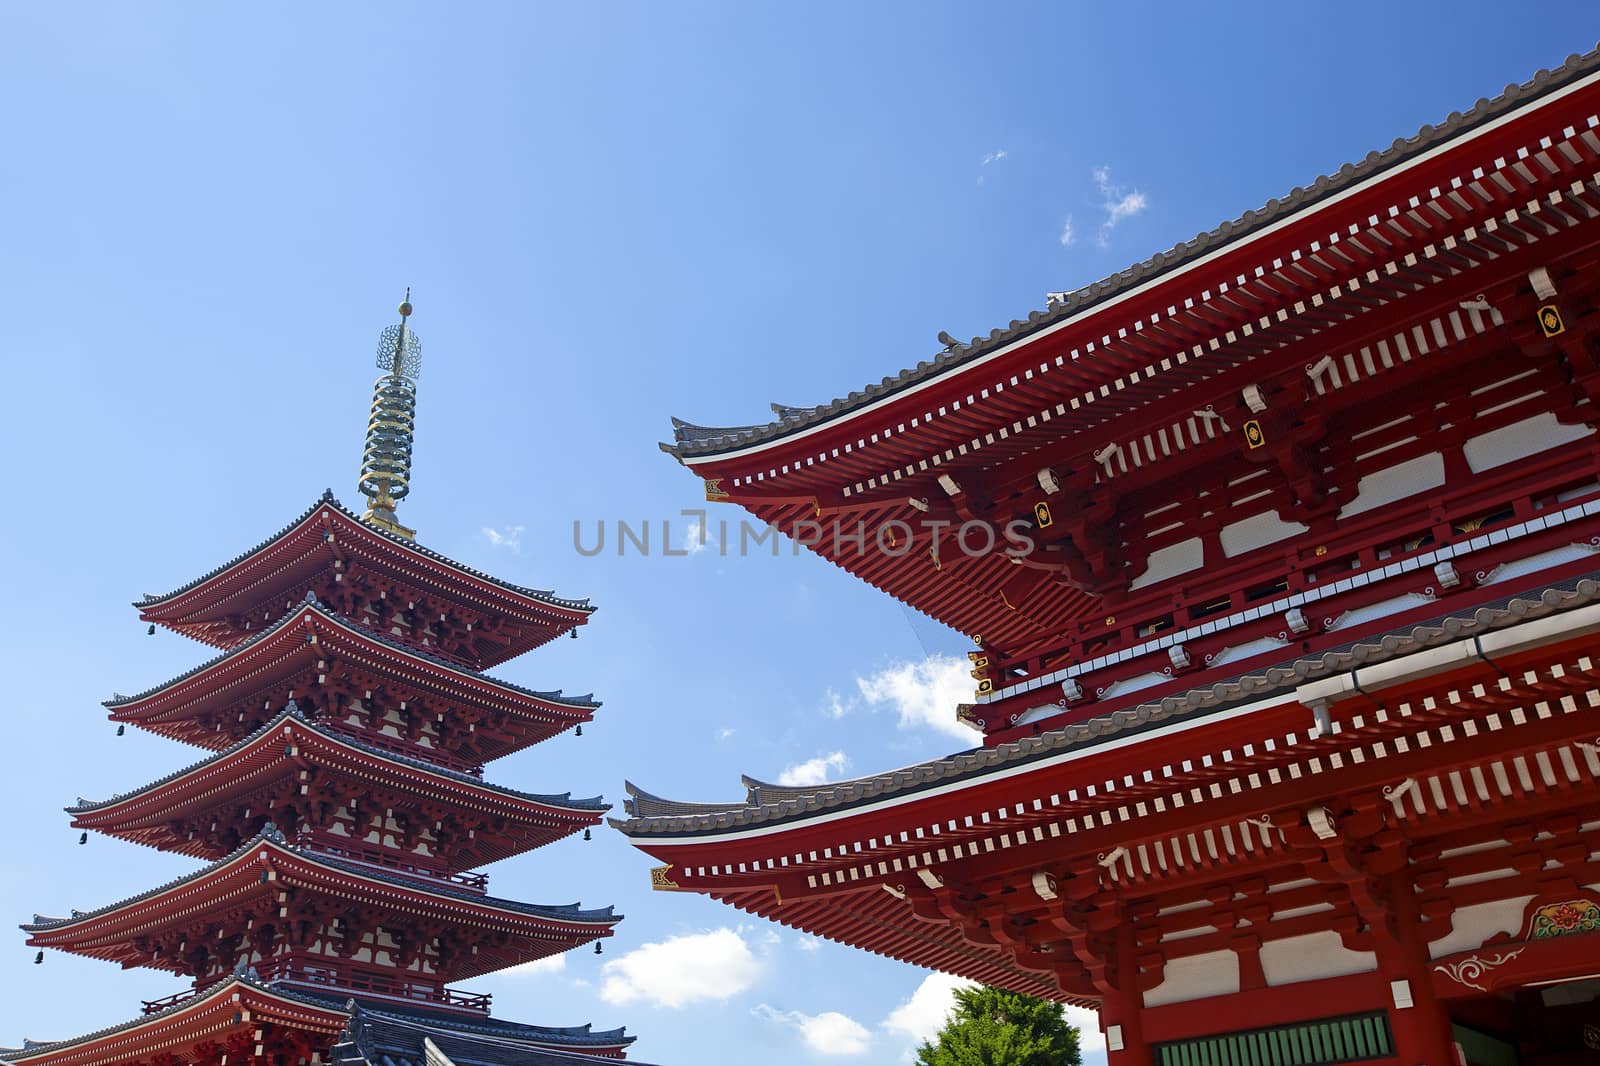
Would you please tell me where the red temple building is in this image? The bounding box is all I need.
[620,49,1600,1066]
[5,299,655,1066]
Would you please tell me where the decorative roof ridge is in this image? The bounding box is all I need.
[136,492,594,614]
[0,975,344,1061]
[612,574,1600,835]
[621,779,762,819]
[108,598,603,712]
[663,45,1600,460]
[69,707,608,815]
[738,770,940,807]
[24,829,622,934]
[340,1002,633,1047]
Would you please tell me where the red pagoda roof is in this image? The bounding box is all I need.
[136,493,593,664]
[0,975,646,1065]
[660,48,1600,657]
[0,977,348,1066]
[109,598,599,759]
[69,708,606,866]
[24,830,619,981]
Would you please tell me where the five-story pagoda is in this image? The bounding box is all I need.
[5,298,651,1066]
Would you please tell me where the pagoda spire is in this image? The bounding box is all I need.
[359,290,422,539]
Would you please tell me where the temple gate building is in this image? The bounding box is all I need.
[4,299,653,1066]
[619,49,1600,1066]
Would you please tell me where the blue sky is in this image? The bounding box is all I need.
[3,5,1600,1063]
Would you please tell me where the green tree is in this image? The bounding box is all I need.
[914,985,1084,1066]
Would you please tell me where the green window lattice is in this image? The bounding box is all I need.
[1155,1011,1394,1066]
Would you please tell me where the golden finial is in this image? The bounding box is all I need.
[358,291,422,540]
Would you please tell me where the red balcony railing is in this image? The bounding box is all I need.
[263,958,492,1014]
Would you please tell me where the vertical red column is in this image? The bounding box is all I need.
[1102,921,1154,1066]
[1373,872,1457,1066]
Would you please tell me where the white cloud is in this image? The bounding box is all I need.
[716,726,736,741]
[881,972,976,1045]
[756,1005,872,1056]
[1067,1004,1108,1055]
[1059,215,1076,247]
[824,688,853,719]
[855,655,975,740]
[796,935,824,952]
[500,953,565,977]
[778,750,850,787]
[981,149,1008,165]
[481,525,525,552]
[1092,165,1148,246]
[599,928,762,1009]
[683,517,710,556]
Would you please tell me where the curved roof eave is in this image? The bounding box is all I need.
[136,491,594,616]
[69,708,608,816]
[23,828,622,934]
[615,575,1600,839]
[664,46,1600,463]
[107,599,602,714]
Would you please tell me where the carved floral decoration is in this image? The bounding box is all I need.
[1529,898,1600,940]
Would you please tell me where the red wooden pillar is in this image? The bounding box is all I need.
[1373,872,1456,1066]
[1102,920,1154,1066]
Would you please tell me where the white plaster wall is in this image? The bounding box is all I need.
[1338,453,1446,518]
[1206,637,1289,668]
[1259,930,1375,984]
[1220,513,1308,558]
[1428,896,1534,958]
[1143,949,1240,1007]
[1131,537,1205,590]
[1463,413,1592,473]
